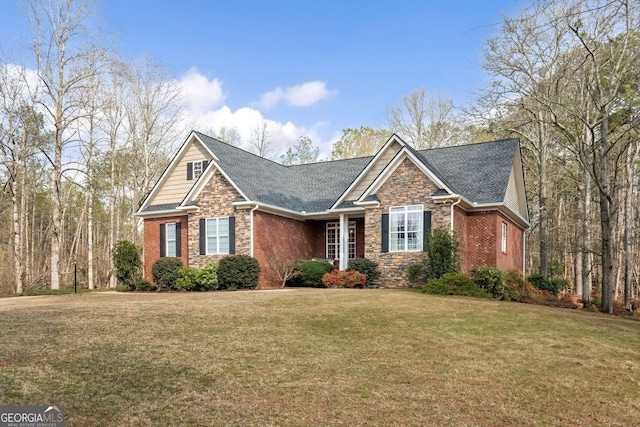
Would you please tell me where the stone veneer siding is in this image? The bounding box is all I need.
[142,215,189,283]
[187,171,251,267]
[364,158,451,287]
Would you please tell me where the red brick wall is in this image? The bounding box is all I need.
[462,210,524,273]
[253,211,316,288]
[142,215,189,282]
[496,213,524,272]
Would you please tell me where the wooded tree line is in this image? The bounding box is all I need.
[1,0,638,314]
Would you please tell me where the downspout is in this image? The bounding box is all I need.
[450,198,461,234]
[522,232,526,276]
[250,204,259,257]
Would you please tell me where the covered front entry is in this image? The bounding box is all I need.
[319,215,365,270]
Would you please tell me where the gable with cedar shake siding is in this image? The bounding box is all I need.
[136,131,529,288]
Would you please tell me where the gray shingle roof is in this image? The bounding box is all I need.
[196,132,371,212]
[194,132,518,213]
[418,138,518,204]
[142,202,181,212]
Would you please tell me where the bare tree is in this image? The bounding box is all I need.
[331,126,389,159]
[269,258,300,288]
[0,64,46,293]
[479,0,640,312]
[101,59,128,287]
[248,119,272,158]
[125,55,186,232]
[386,89,460,149]
[24,0,106,289]
[214,126,242,146]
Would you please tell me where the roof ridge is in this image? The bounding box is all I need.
[194,130,288,168]
[418,138,519,154]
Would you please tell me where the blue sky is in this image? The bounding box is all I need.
[0,0,523,157]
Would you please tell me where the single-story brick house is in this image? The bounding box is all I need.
[135,131,529,287]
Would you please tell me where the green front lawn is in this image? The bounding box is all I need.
[0,289,638,426]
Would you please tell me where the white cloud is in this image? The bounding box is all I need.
[257,81,337,110]
[179,68,225,113]
[178,73,338,160]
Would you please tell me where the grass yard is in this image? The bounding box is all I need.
[0,289,639,426]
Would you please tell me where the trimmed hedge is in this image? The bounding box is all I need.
[217,255,260,290]
[152,257,184,289]
[176,263,219,291]
[286,260,335,288]
[322,270,366,288]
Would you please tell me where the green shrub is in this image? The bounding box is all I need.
[407,263,427,287]
[503,269,527,301]
[407,227,461,285]
[152,257,184,289]
[176,263,219,291]
[527,273,548,290]
[422,273,490,298]
[547,278,570,295]
[112,240,142,289]
[471,265,507,299]
[526,274,568,295]
[135,280,156,292]
[347,258,380,286]
[176,268,199,291]
[427,227,461,279]
[217,255,260,290]
[286,260,335,288]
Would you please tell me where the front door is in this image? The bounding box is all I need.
[326,221,355,261]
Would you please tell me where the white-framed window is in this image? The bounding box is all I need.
[389,205,423,252]
[166,222,177,257]
[501,222,507,253]
[193,161,203,179]
[206,217,229,254]
[326,221,356,260]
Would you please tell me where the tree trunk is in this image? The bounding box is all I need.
[624,143,639,311]
[538,118,549,278]
[12,175,23,293]
[598,115,613,314]
[50,125,63,290]
[87,173,94,290]
[109,141,116,288]
[582,167,592,302]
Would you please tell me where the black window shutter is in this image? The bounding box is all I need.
[423,211,432,251]
[228,216,236,254]
[175,222,182,257]
[199,219,206,255]
[381,214,389,253]
[159,223,166,257]
[202,160,209,171]
[187,162,193,180]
